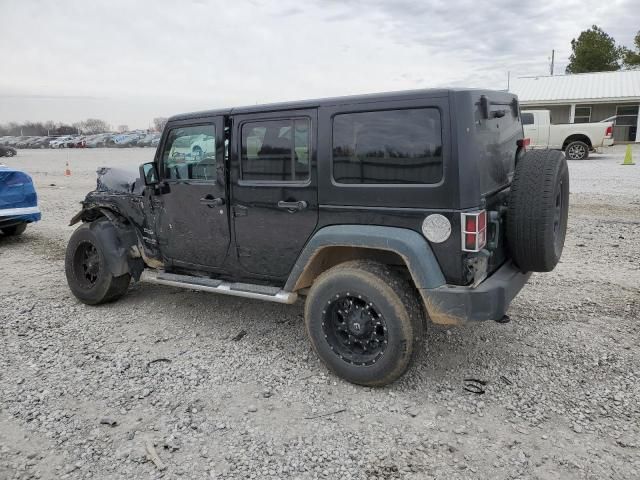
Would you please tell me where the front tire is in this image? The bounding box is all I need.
[565,141,589,160]
[65,222,131,305]
[305,260,424,387]
[2,223,27,236]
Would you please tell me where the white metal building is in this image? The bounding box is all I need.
[509,70,640,143]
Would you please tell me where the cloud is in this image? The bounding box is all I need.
[0,0,637,127]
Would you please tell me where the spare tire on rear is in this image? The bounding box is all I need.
[506,149,569,272]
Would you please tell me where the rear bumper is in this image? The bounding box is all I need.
[0,207,41,228]
[421,261,531,325]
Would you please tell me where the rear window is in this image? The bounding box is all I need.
[241,118,310,182]
[332,108,443,184]
[521,112,534,125]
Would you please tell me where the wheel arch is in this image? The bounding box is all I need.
[562,134,592,150]
[284,225,446,293]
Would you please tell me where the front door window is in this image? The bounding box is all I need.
[162,124,216,181]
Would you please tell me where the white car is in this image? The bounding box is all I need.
[49,136,74,149]
[168,134,215,160]
[522,110,614,160]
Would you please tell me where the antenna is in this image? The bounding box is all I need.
[550,49,555,76]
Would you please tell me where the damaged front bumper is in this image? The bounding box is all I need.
[422,261,531,325]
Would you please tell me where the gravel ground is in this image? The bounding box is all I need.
[1,145,639,480]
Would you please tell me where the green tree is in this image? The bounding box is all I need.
[622,31,640,67]
[566,25,623,73]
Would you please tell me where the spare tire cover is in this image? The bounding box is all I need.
[506,149,569,272]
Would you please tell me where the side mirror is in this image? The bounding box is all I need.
[140,162,159,186]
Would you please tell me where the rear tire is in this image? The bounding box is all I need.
[565,141,589,160]
[507,149,569,272]
[305,260,424,386]
[1,223,27,236]
[65,222,131,305]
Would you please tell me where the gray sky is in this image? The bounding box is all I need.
[1,0,637,129]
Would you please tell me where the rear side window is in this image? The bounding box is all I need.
[332,108,443,184]
[241,118,310,182]
[521,113,534,125]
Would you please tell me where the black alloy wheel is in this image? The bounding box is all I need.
[322,293,388,366]
[65,220,131,305]
[305,260,424,386]
[75,241,100,288]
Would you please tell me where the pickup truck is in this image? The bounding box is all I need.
[522,109,614,160]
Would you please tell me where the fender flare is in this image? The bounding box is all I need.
[85,215,145,281]
[284,225,446,292]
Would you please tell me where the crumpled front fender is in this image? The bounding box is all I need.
[88,217,145,281]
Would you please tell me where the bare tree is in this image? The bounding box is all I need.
[78,118,111,134]
[153,117,168,132]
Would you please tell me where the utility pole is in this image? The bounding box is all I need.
[507,71,510,90]
[550,49,555,76]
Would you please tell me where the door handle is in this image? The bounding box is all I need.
[277,200,308,212]
[200,194,225,207]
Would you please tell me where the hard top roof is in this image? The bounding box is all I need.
[168,87,486,122]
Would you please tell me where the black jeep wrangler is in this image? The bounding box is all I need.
[65,88,569,386]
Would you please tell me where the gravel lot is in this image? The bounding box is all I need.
[1,145,639,480]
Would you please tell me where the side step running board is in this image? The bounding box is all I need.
[141,271,298,304]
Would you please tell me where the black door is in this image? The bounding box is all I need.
[231,109,318,278]
[155,117,230,270]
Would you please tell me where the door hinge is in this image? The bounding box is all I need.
[233,205,248,217]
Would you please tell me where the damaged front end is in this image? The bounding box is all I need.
[69,166,163,279]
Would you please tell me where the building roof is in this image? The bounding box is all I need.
[509,70,640,104]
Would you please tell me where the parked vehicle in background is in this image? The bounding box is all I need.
[16,137,36,148]
[0,165,41,236]
[65,88,569,386]
[0,146,17,157]
[136,133,161,147]
[112,133,144,147]
[29,137,55,148]
[85,133,113,148]
[50,136,75,148]
[522,109,614,160]
[68,136,87,148]
[7,136,29,147]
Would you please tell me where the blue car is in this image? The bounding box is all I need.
[0,165,41,236]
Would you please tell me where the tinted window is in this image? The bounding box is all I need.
[241,118,310,182]
[162,124,216,180]
[332,108,442,184]
[521,113,534,125]
[616,105,639,126]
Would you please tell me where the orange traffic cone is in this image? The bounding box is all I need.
[64,161,71,176]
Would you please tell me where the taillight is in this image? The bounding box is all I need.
[461,210,487,252]
[605,125,613,137]
[517,138,531,149]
